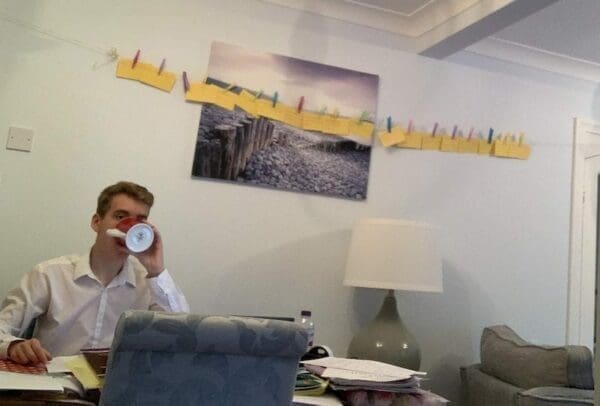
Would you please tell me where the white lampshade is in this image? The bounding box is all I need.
[343,218,443,292]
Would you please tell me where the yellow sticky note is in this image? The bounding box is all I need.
[185,82,216,103]
[378,127,406,147]
[478,139,493,155]
[138,65,176,92]
[279,105,303,128]
[116,58,147,80]
[457,137,479,153]
[397,132,422,149]
[256,99,283,121]
[421,135,442,150]
[212,88,237,111]
[349,121,375,139]
[66,356,103,390]
[491,136,515,158]
[302,112,323,132]
[440,135,458,152]
[235,90,259,116]
[330,118,351,136]
[510,143,531,160]
[321,115,335,135]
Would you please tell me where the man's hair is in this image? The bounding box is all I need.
[96,181,154,217]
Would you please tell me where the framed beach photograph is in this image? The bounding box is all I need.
[190,41,379,200]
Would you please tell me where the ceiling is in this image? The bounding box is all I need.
[466,0,600,82]
[263,0,600,82]
[262,0,559,56]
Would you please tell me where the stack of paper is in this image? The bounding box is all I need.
[295,367,328,396]
[302,357,425,394]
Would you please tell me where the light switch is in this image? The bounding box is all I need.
[6,126,34,152]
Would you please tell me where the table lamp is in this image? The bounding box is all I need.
[343,218,442,370]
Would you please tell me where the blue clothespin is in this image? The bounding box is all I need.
[487,128,494,144]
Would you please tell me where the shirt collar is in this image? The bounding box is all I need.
[73,249,137,288]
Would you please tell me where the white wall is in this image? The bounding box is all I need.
[1,0,599,401]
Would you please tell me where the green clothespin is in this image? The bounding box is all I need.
[319,106,327,115]
[255,90,263,99]
[358,111,370,122]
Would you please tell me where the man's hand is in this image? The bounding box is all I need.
[8,339,52,364]
[134,223,165,278]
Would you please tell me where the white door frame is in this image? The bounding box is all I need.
[567,118,600,344]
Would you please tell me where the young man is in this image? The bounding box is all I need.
[0,181,189,364]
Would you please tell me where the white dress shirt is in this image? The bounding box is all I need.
[0,251,189,358]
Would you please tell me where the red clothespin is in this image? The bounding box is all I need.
[182,71,190,93]
[158,58,166,75]
[297,96,304,113]
[131,49,141,69]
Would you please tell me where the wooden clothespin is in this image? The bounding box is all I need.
[182,71,190,93]
[297,96,304,113]
[158,58,166,75]
[131,50,141,69]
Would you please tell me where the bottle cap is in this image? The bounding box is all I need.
[301,310,311,316]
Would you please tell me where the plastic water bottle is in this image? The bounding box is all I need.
[299,310,315,349]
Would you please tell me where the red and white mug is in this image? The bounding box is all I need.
[106,218,154,253]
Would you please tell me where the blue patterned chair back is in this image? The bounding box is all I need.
[100,310,308,406]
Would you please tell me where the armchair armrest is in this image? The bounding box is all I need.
[480,325,593,390]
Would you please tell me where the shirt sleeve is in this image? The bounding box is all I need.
[147,269,190,313]
[0,267,50,359]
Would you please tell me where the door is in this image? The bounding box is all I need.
[579,155,600,350]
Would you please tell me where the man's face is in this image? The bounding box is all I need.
[91,193,150,255]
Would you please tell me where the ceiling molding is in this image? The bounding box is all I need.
[466,37,600,82]
[260,0,510,40]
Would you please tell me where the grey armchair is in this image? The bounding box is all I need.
[100,310,308,406]
[460,325,594,405]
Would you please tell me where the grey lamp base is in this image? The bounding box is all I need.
[347,290,421,370]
